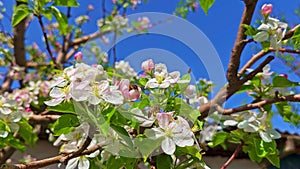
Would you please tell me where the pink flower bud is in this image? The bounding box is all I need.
[261,4,273,15]
[279,74,288,78]
[192,3,199,9]
[112,0,117,4]
[25,107,32,113]
[141,59,154,73]
[88,4,94,10]
[74,52,83,61]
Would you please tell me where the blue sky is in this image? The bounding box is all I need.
[2,0,300,133]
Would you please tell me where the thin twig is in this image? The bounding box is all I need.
[36,15,56,64]
[199,56,274,120]
[112,30,117,68]
[220,143,244,169]
[218,93,300,115]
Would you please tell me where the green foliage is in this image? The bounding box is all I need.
[12,4,30,26]
[175,146,202,161]
[243,136,280,168]
[51,114,80,136]
[53,0,79,7]
[134,136,161,161]
[106,156,138,169]
[242,24,258,36]
[199,0,215,14]
[46,101,76,113]
[48,6,68,35]
[291,26,300,48]
[0,134,26,151]
[208,131,229,148]
[18,119,38,146]
[272,76,300,87]
[275,102,300,125]
[156,154,172,169]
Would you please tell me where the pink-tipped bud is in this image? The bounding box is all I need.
[74,52,83,61]
[279,74,288,78]
[88,4,94,11]
[25,107,31,113]
[261,4,273,16]
[112,0,117,4]
[141,59,154,73]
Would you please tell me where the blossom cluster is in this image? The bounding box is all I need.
[45,62,124,106]
[223,111,281,142]
[0,79,50,138]
[253,4,288,50]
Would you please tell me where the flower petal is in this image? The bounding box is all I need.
[66,157,79,169]
[161,137,176,155]
[78,157,90,169]
[44,98,64,106]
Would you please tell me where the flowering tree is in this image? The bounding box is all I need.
[0,0,300,169]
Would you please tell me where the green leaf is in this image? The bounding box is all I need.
[178,73,191,91]
[267,154,280,168]
[53,0,79,7]
[208,132,229,148]
[111,124,133,148]
[12,4,30,27]
[199,0,215,15]
[16,0,28,2]
[156,155,172,169]
[46,100,76,113]
[175,146,202,161]
[261,41,270,52]
[291,26,300,48]
[134,137,161,161]
[17,119,38,146]
[49,6,68,35]
[52,114,80,136]
[7,136,26,151]
[138,95,150,109]
[0,120,10,133]
[242,24,258,36]
[272,76,300,87]
[175,98,200,122]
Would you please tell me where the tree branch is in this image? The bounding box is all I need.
[219,93,300,115]
[239,47,300,77]
[226,0,258,85]
[199,56,274,120]
[283,24,300,41]
[220,142,244,169]
[0,147,15,165]
[3,142,105,169]
[28,114,60,124]
[70,31,110,47]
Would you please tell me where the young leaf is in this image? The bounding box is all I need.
[199,0,215,15]
[242,24,258,36]
[208,132,229,148]
[18,119,38,146]
[53,0,79,7]
[46,101,76,113]
[272,76,300,87]
[175,146,202,161]
[49,6,68,35]
[52,114,80,136]
[156,154,172,169]
[12,4,30,27]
